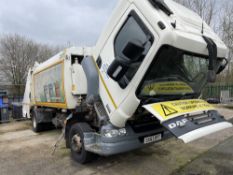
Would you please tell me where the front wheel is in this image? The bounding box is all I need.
[69,123,96,164]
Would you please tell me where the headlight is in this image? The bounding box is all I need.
[118,128,127,136]
[103,128,127,138]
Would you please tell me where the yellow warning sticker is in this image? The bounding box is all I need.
[144,99,215,121]
[142,81,194,95]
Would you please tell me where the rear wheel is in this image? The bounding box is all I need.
[31,109,53,132]
[69,123,96,164]
[32,110,43,132]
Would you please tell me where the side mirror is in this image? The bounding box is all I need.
[217,58,228,74]
[122,41,145,62]
[107,58,129,81]
[107,40,145,82]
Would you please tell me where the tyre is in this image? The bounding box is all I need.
[65,137,70,148]
[32,109,55,132]
[31,110,43,132]
[69,123,96,164]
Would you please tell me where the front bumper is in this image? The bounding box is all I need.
[83,125,170,156]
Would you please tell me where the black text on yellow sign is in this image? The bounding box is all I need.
[151,99,215,120]
[142,81,194,95]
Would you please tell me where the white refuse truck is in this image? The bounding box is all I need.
[23,0,232,163]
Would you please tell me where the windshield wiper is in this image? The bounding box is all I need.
[140,92,200,104]
[139,95,166,104]
[180,92,200,99]
[140,94,182,104]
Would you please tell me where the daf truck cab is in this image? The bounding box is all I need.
[23,0,232,164]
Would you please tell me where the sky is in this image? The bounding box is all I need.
[0,0,118,46]
[0,0,225,47]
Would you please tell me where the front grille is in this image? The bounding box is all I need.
[128,118,164,133]
[187,112,216,125]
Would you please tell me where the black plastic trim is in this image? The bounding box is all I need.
[158,21,166,30]
[149,0,174,16]
[202,36,217,71]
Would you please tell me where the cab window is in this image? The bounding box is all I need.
[114,11,154,88]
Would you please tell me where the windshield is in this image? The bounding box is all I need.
[138,45,221,99]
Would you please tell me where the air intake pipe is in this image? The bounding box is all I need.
[81,56,99,105]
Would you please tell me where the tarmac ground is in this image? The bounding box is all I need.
[0,107,232,175]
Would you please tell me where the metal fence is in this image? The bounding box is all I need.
[202,84,233,99]
[1,83,233,103]
[0,84,24,123]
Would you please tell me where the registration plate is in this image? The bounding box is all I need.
[143,134,162,144]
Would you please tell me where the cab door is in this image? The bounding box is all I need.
[98,5,155,116]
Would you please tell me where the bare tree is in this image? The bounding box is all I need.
[175,0,233,85]
[37,43,61,63]
[174,0,217,27]
[216,1,233,83]
[0,34,60,86]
